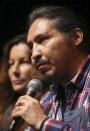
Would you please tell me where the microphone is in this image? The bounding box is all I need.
[9,79,43,131]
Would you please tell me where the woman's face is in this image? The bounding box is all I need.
[8,43,32,93]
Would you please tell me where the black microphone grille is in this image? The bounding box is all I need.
[27,79,43,95]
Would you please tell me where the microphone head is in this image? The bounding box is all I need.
[26,79,43,96]
[9,79,43,131]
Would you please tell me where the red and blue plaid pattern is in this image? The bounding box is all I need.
[28,55,90,131]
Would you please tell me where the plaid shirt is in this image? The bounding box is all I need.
[28,55,90,131]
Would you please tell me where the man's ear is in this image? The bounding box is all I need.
[70,28,83,46]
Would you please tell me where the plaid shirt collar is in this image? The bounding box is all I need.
[71,54,90,90]
[51,54,90,94]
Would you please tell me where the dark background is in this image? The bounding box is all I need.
[0,0,89,57]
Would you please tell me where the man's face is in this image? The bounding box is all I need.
[27,18,75,84]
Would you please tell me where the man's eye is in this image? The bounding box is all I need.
[39,37,49,45]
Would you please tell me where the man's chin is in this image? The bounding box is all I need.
[40,73,55,86]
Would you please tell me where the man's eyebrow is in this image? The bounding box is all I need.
[35,33,50,41]
[27,33,49,45]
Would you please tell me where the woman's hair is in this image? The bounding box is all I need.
[0,33,28,130]
[0,33,48,130]
[1,34,27,104]
[28,5,90,53]
[2,33,27,77]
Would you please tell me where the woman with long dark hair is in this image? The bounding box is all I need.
[0,34,47,131]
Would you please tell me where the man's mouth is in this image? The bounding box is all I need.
[36,60,51,73]
[37,60,49,69]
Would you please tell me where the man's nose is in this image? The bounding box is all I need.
[31,43,42,63]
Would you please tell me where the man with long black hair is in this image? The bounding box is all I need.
[12,6,90,131]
